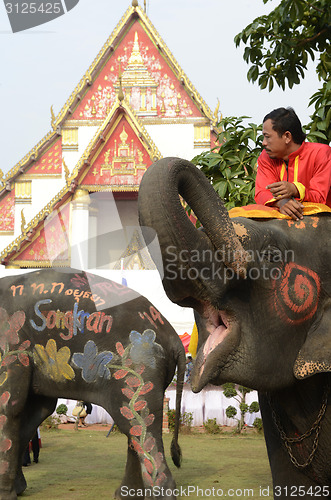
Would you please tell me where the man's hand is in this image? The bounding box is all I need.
[266,181,299,200]
[274,198,304,220]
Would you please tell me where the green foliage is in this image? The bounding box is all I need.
[167,409,193,433]
[41,414,61,430]
[192,116,262,209]
[234,0,330,143]
[56,404,68,415]
[223,383,260,433]
[203,418,221,434]
[225,405,237,420]
[253,417,264,433]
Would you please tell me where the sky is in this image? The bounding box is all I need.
[0,0,320,174]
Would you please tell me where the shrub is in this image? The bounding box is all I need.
[253,417,263,433]
[203,418,221,434]
[167,410,193,433]
[41,415,61,430]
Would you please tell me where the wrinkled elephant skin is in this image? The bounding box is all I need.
[138,157,331,497]
[0,269,185,500]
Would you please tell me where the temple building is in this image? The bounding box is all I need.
[0,0,219,335]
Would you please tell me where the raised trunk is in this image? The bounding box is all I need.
[138,157,249,308]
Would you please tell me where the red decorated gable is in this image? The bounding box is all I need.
[80,114,151,189]
[25,137,62,176]
[71,19,202,122]
[0,191,15,233]
[12,202,71,266]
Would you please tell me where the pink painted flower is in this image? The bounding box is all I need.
[0,309,25,352]
[0,392,10,408]
[0,438,12,453]
[0,461,9,475]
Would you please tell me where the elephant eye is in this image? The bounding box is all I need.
[260,245,283,263]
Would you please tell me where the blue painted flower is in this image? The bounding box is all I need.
[129,329,164,369]
[72,340,113,383]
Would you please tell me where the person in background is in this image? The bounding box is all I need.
[22,428,40,466]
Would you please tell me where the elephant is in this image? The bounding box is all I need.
[138,157,331,498]
[0,268,185,500]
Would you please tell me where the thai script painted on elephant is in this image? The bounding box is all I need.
[138,307,164,329]
[10,282,106,308]
[272,262,321,325]
[30,299,113,340]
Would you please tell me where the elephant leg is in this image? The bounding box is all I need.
[14,394,57,496]
[112,391,177,500]
[114,440,145,500]
[0,364,32,500]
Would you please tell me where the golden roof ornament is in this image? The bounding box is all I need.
[213,98,220,124]
[0,169,4,188]
[120,126,129,144]
[132,0,138,6]
[21,209,26,234]
[118,62,125,102]
[129,32,144,67]
[50,105,56,130]
[63,158,70,185]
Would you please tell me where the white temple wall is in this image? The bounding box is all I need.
[146,123,195,160]
[78,125,100,157]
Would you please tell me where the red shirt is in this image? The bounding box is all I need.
[255,142,331,208]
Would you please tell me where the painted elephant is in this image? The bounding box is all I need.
[138,157,331,498]
[0,269,185,500]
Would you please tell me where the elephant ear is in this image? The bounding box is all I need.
[294,302,331,379]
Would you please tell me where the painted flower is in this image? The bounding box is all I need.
[71,340,113,383]
[33,339,75,382]
[0,309,25,352]
[129,330,164,369]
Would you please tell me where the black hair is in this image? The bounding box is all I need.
[263,107,306,144]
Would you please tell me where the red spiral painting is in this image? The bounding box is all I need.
[273,262,321,325]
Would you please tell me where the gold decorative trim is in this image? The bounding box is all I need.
[0,185,73,262]
[2,130,60,185]
[70,99,162,183]
[6,260,70,269]
[82,185,139,192]
[17,174,62,181]
[64,120,104,127]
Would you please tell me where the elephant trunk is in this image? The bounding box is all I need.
[138,157,249,307]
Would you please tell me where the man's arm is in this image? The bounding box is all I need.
[302,148,331,204]
[255,152,280,205]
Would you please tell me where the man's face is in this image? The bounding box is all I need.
[262,119,288,159]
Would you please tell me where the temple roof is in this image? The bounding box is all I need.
[0,98,161,266]
[1,1,215,189]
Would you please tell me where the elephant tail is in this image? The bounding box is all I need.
[170,345,185,468]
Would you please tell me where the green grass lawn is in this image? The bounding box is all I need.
[22,428,273,499]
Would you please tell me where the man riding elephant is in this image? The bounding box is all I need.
[255,107,331,220]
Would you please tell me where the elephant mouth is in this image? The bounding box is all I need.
[191,305,240,392]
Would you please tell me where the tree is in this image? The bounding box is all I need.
[234,0,330,143]
[192,116,262,209]
[222,383,260,433]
